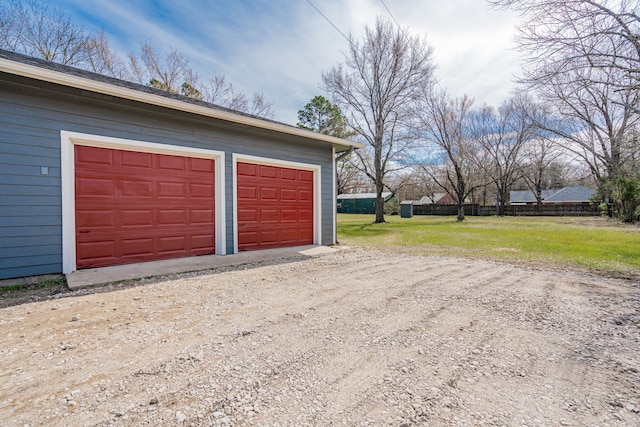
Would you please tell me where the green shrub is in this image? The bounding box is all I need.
[598,202,610,217]
[612,175,640,223]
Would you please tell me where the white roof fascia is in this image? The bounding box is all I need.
[0,57,363,151]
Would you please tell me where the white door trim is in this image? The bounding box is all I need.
[60,130,226,274]
[232,153,322,253]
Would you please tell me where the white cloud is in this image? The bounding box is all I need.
[58,0,523,125]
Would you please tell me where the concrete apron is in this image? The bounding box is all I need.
[66,245,338,290]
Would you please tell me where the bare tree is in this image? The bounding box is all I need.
[0,2,277,119]
[513,99,575,203]
[0,2,18,51]
[0,0,89,65]
[83,31,130,79]
[469,95,539,215]
[336,160,366,195]
[244,93,275,119]
[537,66,639,189]
[203,76,232,104]
[489,0,640,91]
[323,17,435,223]
[130,43,190,92]
[418,91,485,221]
[490,0,640,208]
[127,43,277,117]
[387,167,435,201]
[519,136,568,204]
[202,75,275,118]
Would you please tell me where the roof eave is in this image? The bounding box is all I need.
[0,57,363,151]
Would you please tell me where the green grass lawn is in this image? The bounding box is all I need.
[337,214,640,278]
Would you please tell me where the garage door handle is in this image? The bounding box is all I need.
[78,230,90,233]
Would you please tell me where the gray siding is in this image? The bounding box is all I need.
[0,74,335,279]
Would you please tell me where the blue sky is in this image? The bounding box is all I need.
[54,0,522,125]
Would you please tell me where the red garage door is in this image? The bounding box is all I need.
[236,162,314,251]
[74,145,215,268]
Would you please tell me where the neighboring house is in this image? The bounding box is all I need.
[0,50,361,280]
[413,193,458,205]
[510,186,595,205]
[337,192,398,214]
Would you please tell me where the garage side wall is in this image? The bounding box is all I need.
[0,74,335,280]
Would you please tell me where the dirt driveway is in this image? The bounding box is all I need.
[1,248,639,426]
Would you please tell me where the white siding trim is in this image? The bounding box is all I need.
[232,153,322,253]
[332,147,337,245]
[60,130,226,274]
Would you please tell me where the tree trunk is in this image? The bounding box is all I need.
[456,203,465,221]
[375,190,385,223]
[373,125,385,223]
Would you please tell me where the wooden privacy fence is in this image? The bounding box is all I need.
[412,204,599,217]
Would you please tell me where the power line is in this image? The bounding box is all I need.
[379,0,403,32]
[304,0,351,43]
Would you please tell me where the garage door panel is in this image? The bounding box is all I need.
[158,155,186,171]
[280,209,297,222]
[300,227,314,238]
[190,183,214,198]
[259,230,279,245]
[259,209,278,222]
[281,168,296,180]
[237,162,257,177]
[191,234,215,251]
[237,230,258,246]
[191,158,214,173]
[260,187,278,200]
[76,146,114,166]
[280,189,297,201]
[121,179,154,197]
[237,185,257,200]
[121,238,154,257]
[76,210,115,228]
[157,181,186,198]
[77,240,116,261]
[238,208,258,223]
[75,145,215,269]
[121,151,152,168]
[76,177,115,197]
[260,166,278,178]
[191,209,214,224]
[158,209,187,225]
[299,209,313,221]
[158,236,187,254]
[121,210,154,227]
[280,228,299,242]
[236,162,313,251]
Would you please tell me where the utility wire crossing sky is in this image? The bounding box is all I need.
[55,0,521,125]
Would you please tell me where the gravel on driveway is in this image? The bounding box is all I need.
[1,248,639,426]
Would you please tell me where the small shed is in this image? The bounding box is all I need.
[337,192,398,214]
[400,201,413,218]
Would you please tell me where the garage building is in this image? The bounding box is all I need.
[0,50,360,280]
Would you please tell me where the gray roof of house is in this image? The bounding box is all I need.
[412,193,448,205]
[337,192,393,200]
[510,186,595,203]
[544,186,595,203]
[0,49,246,115]
[510,189,556,203]
[0,49,362,151]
